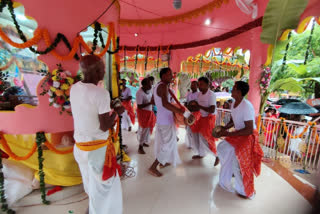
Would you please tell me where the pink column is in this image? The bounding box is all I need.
[247,27,269,115]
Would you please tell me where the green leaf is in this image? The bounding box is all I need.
[288,64,307,75]
[260,0,309,44]
[270,77,304,92]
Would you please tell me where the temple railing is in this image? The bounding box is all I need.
[216,108,320,170]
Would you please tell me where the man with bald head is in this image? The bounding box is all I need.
[70,54,124,214]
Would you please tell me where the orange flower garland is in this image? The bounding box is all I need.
[0,28,42,49]
[0,23,116,61]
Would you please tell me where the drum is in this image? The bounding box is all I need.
[172,103,196,126]
[187,100,200,112]
[212,126,223,138]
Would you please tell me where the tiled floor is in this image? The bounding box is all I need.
[16,127,312,214]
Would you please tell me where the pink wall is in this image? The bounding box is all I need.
[0,0,119,134]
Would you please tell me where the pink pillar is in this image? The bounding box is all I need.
[247,28,269,115]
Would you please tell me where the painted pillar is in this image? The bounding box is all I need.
[247,27,269,115]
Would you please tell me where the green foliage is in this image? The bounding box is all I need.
[260,0,309,44]
[269,22,320,98]
[221,79,235,88]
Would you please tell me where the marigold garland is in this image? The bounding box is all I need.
[258,116,320,142]
[0,0,116,61]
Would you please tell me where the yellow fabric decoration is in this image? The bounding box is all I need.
[0,134,82,186]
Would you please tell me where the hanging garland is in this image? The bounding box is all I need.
[107,37,119,54]
[199,55,203,73]
[124,46,127,71]
[134,46,139,70]
[0,0,118,61]
[280,31,292,73]
[1,0,79,60]
[156,46,160,72]
[35,132,50,205]
[91,22,101,54]
[304,18,316,65]
[144,47,149,71]
[99,32,106,49]
[0,150,15,214]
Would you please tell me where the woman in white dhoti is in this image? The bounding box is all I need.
[70,55,124,214]
[148,68,191,177]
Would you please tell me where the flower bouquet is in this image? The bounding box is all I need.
[259,66,271,95]
[39,64,81,115]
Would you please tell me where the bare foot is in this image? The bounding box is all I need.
[143,143,149,147]
[192,155,204,159]
[138,147,146,154]
[214,157,220,166]
[148,168,163,177]
[159,163,171,168]
[235,192,249,199]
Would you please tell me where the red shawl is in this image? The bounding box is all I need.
[190,113,217,155]
[122,100,135,124]
[137,108,156,133]
[225,130,263,197]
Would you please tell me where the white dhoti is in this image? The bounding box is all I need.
[185,126,195,148]
[193,134,215,157]
[217,140,245,196]
[154,124,181,167]
[121,110,131,130]
[74,145,123,214]
[137,127,150,146]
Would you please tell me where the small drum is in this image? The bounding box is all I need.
[187,100,200,112]
[212,126,223,138]
[111,98,122,108]
[172,103,196,126]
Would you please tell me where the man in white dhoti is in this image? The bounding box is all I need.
[185,81,199,149]
[216,81,263,199]
[190,77,219,166]
[136,78,156,154]
[70,55,124,214]
[148,67,191,177]
[120,79,135,132]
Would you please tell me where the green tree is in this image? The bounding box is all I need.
[259,20,320,113]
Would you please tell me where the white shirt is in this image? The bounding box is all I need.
[121,87,132,100]
[197,89,216,117]
[231,98,256,131]
[136,88,153,111]
[70,82,111,142]
[186,91,199,104]
[154,82,174,125]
